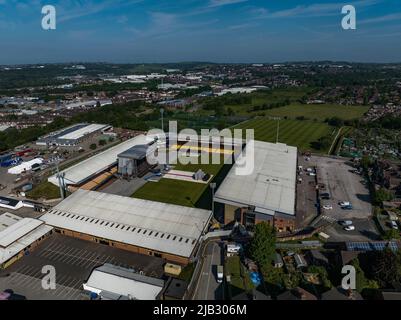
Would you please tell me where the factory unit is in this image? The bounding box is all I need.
[83,263,165,300]
[0,213,53,269]
[36,123,112,147]
[7,158,43,175]
[39,190,212,265]
[214,140,298,233]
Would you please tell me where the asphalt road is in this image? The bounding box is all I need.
[193,241,224,300]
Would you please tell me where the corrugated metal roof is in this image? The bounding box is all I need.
[215,140,297,216]
[48,135,149,186]
[58,124,109,140]
[40,190,212,258]
[0,213,53,264]
[84,264,164,300]
[0,218,43,247]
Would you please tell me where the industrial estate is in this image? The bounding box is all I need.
[1,60,401,303]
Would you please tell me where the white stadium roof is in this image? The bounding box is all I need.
[40,190,212,258]
[215,140,297,216]
[48,135,149,187]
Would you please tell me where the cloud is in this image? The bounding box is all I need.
[359,12,401,25]
[208,0,248,8]
[252,0,382,19]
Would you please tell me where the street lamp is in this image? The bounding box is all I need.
[160,108,165,132]
[210,182,216,214]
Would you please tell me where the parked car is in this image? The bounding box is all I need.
[344,225,356,231]
[391,221,399,230]
[339,220,353,226]
[339,201,350,207]
[323,205,333,210]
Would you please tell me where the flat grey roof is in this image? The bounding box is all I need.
[40,190,212,258]
[215,140,297,216]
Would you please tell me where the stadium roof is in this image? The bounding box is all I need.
[48,135,149,187]
[214,140,297,216]
[40,190,212,258]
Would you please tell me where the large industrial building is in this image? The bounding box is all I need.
[39,190,212,265]
[214,140,298,233]
[48,135,150,189]
[36,123,112,147]
[0,213,53,269]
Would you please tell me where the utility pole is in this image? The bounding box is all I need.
[56,161,66,199]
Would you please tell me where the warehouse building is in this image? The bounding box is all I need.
[214,140,298,233]
[39,190,212,265]
[83,263,164,300]
[0,213,53,269]
[117,142,157,178]
[48,135,150,188]
[36,123,112,147]
[7,158,43,175]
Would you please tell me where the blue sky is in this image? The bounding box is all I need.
[0,0,400,64]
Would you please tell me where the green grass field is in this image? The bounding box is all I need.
[233,118,337,152]
[133,155,226,207]
[263,103,369,121]
[133,178,211,207]
[27,181,61,200]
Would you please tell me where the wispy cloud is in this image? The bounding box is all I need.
[208,0,248,8]
[359,12,401,25]
[251,0,382,19]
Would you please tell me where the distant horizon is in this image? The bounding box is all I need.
[2,59,401,67]
[1,1,401,64]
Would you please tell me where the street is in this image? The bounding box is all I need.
[193,241,224,300]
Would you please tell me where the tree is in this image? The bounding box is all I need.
[369,249,401,287]
[383,229,401,240]
[373,188,394,205]
[350,258,379,293]
[249,222,276,269]
[89,143,97,150]
[98,139,107,146]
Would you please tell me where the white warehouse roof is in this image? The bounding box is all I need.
[40,190,212,258]
[83,263,164,300]
[0,213,53,265]
[58,124,110,140]
[8,158,43,175]
[48,135,148,187]
[215,140,297,216]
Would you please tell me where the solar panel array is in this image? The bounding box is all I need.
[346,241,399,252]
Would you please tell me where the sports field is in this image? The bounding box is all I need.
[233,118,337,151]
[132,154,226,207]
[133,179,208,207]
[263,103,369,121]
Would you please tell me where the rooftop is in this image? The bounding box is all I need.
[39,190,212,258]
[0,213,53,265]
[48,135,149,187]
[84,263,164,300]
[215,140,297,216]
